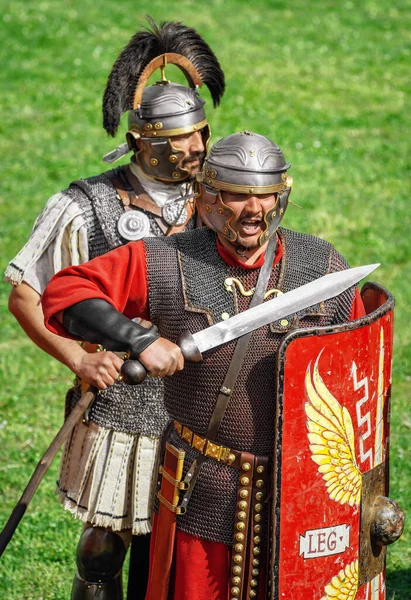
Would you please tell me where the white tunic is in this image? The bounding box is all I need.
[5,163,188,533]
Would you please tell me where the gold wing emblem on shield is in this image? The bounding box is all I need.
[320,560,359,600]
[305,351,362,507]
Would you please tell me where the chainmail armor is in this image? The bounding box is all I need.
[145,227,355,544]
[64,166,191,436]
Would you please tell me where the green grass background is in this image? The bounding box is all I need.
[0,0,410,598]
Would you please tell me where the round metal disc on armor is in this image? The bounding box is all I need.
[162,201,188,226]
[117,211,150,241]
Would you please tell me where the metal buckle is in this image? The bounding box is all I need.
[204,440,223,461]
[220,446,235,465]
[192,433,206,453]
[182,425,193,444]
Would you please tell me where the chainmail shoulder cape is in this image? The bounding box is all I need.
[144,227,355,544]
[65,169,172,436]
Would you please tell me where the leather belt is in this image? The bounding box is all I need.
[174,420,240,467]
[173,421,270,474]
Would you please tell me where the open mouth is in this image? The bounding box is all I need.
[239,219,263,236]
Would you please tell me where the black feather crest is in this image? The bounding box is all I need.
[102,16,225,136]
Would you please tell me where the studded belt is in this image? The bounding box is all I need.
[173,420,242,467]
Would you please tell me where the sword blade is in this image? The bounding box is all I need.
[192,263,379,354]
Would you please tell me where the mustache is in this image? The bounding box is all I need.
[240,212,264,221]
[182,152,205,165]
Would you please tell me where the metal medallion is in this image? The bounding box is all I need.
[117,210,150,241]
[162,200,188,226]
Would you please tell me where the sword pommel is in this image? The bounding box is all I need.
[176,331,203,362]
[120,330,203,385]
[121,359,147,385]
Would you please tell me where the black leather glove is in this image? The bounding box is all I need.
[63,299,160,358]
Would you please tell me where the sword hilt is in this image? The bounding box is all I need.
[120,331,202,385]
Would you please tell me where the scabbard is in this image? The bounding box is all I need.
[145,442,185,600]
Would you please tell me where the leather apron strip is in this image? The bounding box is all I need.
[230,453,255,599]
[246,455,270,599]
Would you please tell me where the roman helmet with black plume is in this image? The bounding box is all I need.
[102,17,225,183]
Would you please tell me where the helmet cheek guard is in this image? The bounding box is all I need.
[258,183,292,246]
[133,137,187,183]
[196,186,237,242]
[129,123,211,184]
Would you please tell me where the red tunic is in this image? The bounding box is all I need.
[42,237,365,600]
[43,237,364,333]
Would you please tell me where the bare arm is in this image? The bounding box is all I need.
[8,282,123,389]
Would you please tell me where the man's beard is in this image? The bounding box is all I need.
[183,152,205,180]
[234,234,261,249]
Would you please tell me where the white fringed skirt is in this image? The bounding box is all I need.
[57,420,161,534]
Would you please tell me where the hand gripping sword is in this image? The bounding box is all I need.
[0,263,378,556]
[121,263,380,384]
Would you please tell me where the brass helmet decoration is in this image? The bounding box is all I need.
[102,18,225,183]
[196,131,293,246]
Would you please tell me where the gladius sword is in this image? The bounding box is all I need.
[0,263,378,556]
[121,263,380,383]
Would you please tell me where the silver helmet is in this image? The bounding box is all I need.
[102,18,225,183]
[196,131,293,246]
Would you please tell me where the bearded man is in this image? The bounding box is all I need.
[5,18,224,600]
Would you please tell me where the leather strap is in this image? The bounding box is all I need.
[206,234,277,441]
[180,235,278,511]
[230,453,255,598]
[107,166,194,236]
[246,455,270,599]
[122,166,163,216]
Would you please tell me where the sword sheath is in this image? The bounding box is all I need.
[145,442,186,600]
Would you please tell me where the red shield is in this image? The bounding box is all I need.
[270,283,394,600]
